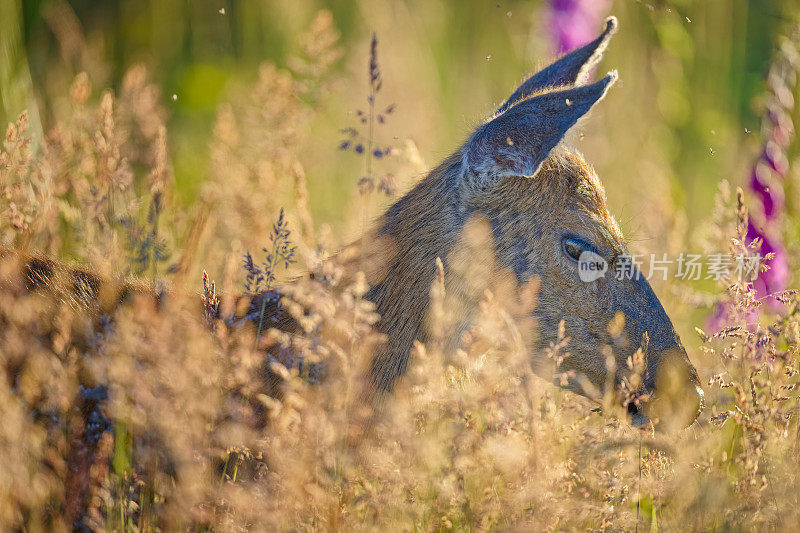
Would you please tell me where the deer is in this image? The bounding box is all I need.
[337,16,703,428]
[1,17,702,432]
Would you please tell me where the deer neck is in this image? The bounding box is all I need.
[341,154,495,389]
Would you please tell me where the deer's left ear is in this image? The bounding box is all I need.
[497,17,617,115]
[464,71,616,189]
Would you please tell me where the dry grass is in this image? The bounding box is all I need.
[1,9,800,532]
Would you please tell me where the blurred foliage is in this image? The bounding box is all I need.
[5,1,792,219]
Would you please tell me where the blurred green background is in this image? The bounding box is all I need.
[2,0,794,223]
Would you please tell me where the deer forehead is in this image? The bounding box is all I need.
[477,150,622,242]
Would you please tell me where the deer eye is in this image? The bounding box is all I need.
[562,237,588,262]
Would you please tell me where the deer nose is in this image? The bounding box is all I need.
[642,347,704,429]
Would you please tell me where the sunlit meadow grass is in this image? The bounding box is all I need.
[1,8,800,532]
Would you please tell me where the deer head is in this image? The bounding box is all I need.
[362,17,703,428]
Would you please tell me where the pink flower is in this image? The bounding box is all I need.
[746,220,790,310]
[707,31,797,329]
[748,163,785,220]
[762,140,789,177]
[706,297,759,333]
[549,0,612,53]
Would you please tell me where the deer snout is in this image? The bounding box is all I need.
[639,346,703,429]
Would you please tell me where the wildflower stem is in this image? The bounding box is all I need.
[256,294,270,348]
[366,70,375,188]
[255,233,280,347]
[220,455,229,483]
[636,435,642,533]
[360,37,377,268]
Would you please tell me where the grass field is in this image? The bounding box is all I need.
[1,1,800,530]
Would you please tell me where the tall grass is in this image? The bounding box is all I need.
[0,6,799,532]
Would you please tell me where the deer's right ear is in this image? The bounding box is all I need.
[463,71,616,191]
[497,17,617,115]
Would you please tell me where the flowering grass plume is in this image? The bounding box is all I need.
[339,32,398,196]
[0,112,35,238]
[242,207,297,342]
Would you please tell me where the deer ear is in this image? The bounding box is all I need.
[465,71,617,187]
[497,17,617,115]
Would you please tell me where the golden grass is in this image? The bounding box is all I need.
[0,10,799,531]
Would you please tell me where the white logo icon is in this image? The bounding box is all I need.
[578,251,608,282]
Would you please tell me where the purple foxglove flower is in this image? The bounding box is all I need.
[767,106,794,147]
[747,221,790,310]
[709,31,796,331]
[706,296,760,333]
[748,164,785,221]
[762,141,789,177]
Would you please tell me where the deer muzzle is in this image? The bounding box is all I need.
[632,346,704,429]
